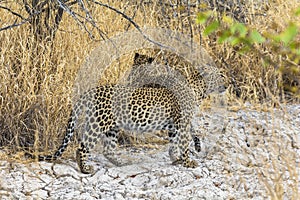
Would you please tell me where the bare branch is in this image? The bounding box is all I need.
[23,0,33,15]
[0,4,42,32]
[55,0,105,40]
[75,0,107,40]
[90,0,169,49]
[0,19,29,31]
[1,0,173,47]
[54,5,64,29]
[0,5,26,20]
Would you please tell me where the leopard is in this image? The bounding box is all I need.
[30,53,225,174]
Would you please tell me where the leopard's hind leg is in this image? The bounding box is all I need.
[76,141,94,174]
[103,127,132,166]
[75,121,101,174]
[75,123,101,174]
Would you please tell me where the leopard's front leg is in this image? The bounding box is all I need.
[169,129,198,168]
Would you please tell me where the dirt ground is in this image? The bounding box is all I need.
[0,105,299,200]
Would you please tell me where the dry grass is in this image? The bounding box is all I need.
[0,0,298,148]
[0,0,299,198]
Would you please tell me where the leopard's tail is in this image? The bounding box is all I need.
[27,103,80,162]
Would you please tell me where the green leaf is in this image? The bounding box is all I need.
[250,30,266,43]
[279,23,298,45]
[217,30,231,43]
[204,21,220,35]
[222,15,234,24]
[230,23,247,37]
[196,12,210,24]
[238,45,251,54]
[295,7,300,16]
[294,48,300,55]
[230,37,241,46]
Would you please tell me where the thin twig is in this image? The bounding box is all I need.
[56,0,95,39]
[90,0,170,49]
[0,5,26,20]
[0,19,28,31]
[76,0,107,40]
[0,7,43,32]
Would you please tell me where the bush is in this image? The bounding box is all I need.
[196,6,300,103]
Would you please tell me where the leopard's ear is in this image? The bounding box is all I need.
[133,53,154,66]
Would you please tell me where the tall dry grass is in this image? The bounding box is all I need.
[0,0,298,149]
[0,0,299,198]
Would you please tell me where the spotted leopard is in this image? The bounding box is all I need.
[31,53,224,174]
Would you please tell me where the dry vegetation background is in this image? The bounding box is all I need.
[0,0,299,190]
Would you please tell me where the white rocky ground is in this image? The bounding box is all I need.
[0,104,299,200]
